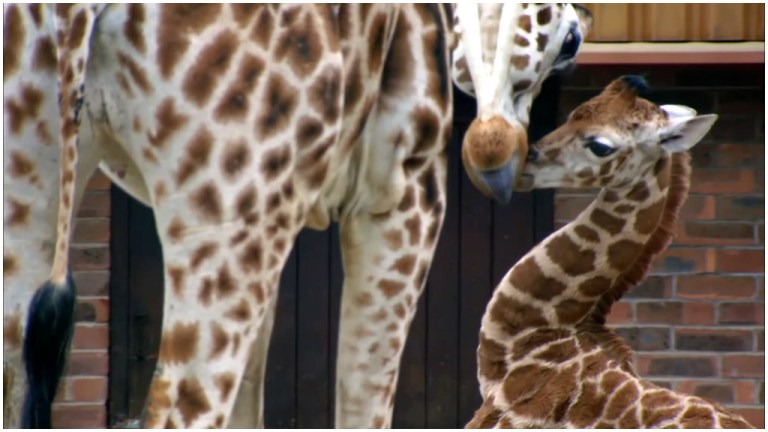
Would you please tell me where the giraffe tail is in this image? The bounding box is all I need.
[20,5,102,428]
[21,276,77,429]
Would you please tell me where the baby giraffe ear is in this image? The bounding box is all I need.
[659,105,718,153]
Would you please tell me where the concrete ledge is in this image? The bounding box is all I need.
[577,42,765,64]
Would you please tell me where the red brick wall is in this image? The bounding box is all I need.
[557,64,764,428]
[52,172,112,428]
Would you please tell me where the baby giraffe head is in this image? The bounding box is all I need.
[518,75,718,192]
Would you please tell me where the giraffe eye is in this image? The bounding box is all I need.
[557,29,581,61]
[585,139,616,157]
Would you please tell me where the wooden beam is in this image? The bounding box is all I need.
[577,42,765,64]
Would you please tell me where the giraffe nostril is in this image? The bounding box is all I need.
[527,147,539,162]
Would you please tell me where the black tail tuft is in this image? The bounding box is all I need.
[21,274,77,429]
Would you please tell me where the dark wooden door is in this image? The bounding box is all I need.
[108,77,561,428]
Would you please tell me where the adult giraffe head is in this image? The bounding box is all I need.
[452,3,592,203]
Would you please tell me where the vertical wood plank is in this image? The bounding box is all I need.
[425,122,461,428]
[296,229,331,428]
[108,186,130,425]
[456,90,493,425]
[126,199,164,418]
[265,244,298,428]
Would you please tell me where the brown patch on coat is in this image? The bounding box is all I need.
[578,275,612,297]
[182,30,239,107]
[147,97,189,149]
[534,339,578,363]
[176,377,212,426]
[168,266,185,298]
[378,279,406,298]
[3,255,19,278]
[510,54,529,70]
[216,264,237,298]
[214,372,236,402]
[214,54,265,123]
[257,73,299,140]
[590,207,626,235]
[175,127,213,187]
[9,150,36,179]
[518,14,532,33]
[537,6,552,25]
[159,321,199,364]
[489,292,548,336]
[260,146,293,181]
[389,255,417,276]
[144,378,172,427]
[190,242,218,271]
[478,332,508,381]
[190,182,223,222]
[157,5,222,79]
[626,181,650,202]
[404,215,422,246]
[250,7,274,48]
[166,217,186,243]
[3,313,23,349]
[510,256,567,301]
[308,66,342,123]
[6,198,30,227]
[574,224,600,243]
[4,4,24,78]
[32,36,57,74]
[384,230,403,250]
[116,52,153,95]
[6,85,45,135]
[634,198,664,235]
[231,4,258,28]
[220,139,251,181]
[124,4,146,53]
[411,107,441,155]
[209,321,229,360]
[274,10,323,78]
[225,299,252,322]
[239,241,263,274]
[536,33,549,52]
[606,239,643,271]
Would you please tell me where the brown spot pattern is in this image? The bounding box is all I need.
[190,242,218,270]
[574,224,599,243]
[389,255,417,276]
[225,299,252,322]
[546,233,596,276]
[124,4,146,53]
[32,36,57,74]
[209,321,229,359]
[176,377,212,426]
[216,264,237,298]
[182,30,238,106]
[175,127,213,187]
[159,321,199,365]
[220,139,251,181]
[214,372,236,402]
[537,6,552,25]
[378,279,406,298]
[607,239,643,271]
[6,198,30,226]
[116,51,153,95]
[189,182,223,222]
[6,85,45,135]
[168,266,185,298]
[214,54,265,122]
[3,255,19,278]
[147,98,189,149]
[489,292,549,336]
[157,5,222,79]
[3,313,22,349]
[590,208,626,235]
[258,74,298,140]
[166,217,186,242]
[634,198,665,235]
[3,5,24,79]
[509,256,567,301]
[275,10,322,78]
[578,275,612,297]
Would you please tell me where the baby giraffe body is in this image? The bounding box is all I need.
[467,76,754,429]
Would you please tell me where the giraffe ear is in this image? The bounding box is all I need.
[573,5,593,38]
[659,105,718,153]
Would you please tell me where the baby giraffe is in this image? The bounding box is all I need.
[467,76,754,429]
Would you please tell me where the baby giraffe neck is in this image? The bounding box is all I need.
[481,154,682,344]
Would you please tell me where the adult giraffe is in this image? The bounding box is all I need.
[3,4,592,428]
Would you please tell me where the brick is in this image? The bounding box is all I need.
[716,196,764,221]
[756,169,765,193]
[554,195,593,222]
[675,380,734,403]
[625,276,671,299]
[690,169,755,194]
[75,298,110,323]
[710,115,762,143]
[730,408,764,429]
[649,380,673,390]
[636,302,682,324]
[637,355,716,377]
[719,302,764,326]
[759,223,764,244]
[679,194,716,220]
[71,271,110,296]
[734,380,759,405]
[717,89,766,115]
[72,324,109,350]
[86,171,111,191]
[73,219,111,244]
[760,382,764,404]
[70,376,108,402]
[682,302,715,325]
[65,351,108,376]
[675,329,753,352]
[614,327,670,351]
[677,275,756,299]
[721,354,764,378]
[52,403,106,428]
[77,191,111,218]
[70,246,110,271]
[653,248,716,274]
[606,302,632,324]
[710,143,765,168]
[717,249,764,273]
[675,221,754,246]
[757,330,764,351]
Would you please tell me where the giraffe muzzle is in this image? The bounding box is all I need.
[461,116,529,204]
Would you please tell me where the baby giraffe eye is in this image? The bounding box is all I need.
[585,138,617,157]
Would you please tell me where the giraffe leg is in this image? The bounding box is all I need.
[227,295,277,428]
[336,155,447,428]
[138,187,303,428]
